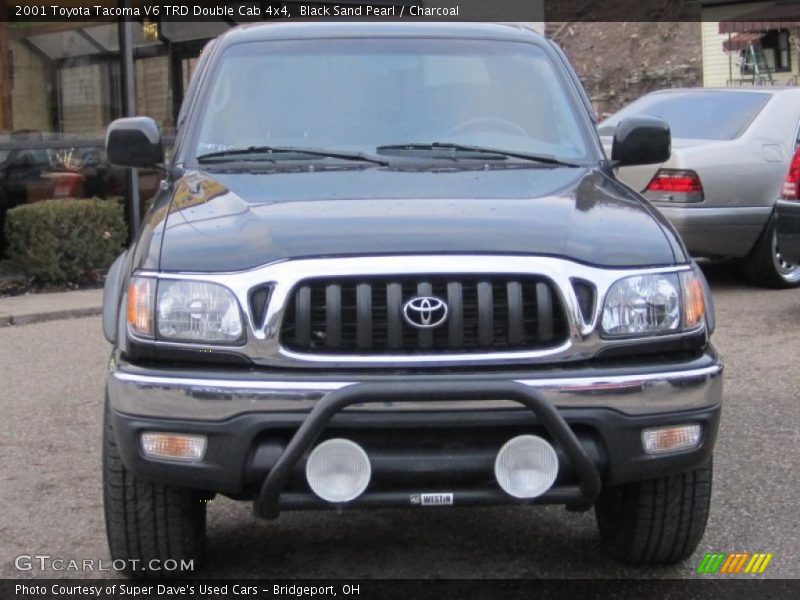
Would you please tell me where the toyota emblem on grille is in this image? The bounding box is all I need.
[403,296,449,329]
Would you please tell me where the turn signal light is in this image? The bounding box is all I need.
[141,432,207,461]
[127,277,154,337]
[680,271,706,330]
[642,424,701,454]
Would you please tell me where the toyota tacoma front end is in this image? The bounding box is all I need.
[101,22,722,575]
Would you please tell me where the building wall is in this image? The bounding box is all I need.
[135,55,171,130]
[59,62,109,136]
[9,40,51,132]
[702,1,800,86]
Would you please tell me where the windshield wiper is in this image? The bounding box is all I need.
[197,145,390,166]
[376,142,581,167]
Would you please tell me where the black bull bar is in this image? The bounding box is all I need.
[255,380,603,519]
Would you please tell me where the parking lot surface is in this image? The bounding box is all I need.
[1,265,798,579]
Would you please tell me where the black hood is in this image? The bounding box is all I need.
[144,166,683,272]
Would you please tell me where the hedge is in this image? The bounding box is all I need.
[4,198,126,285]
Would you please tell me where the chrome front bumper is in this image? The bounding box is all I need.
[108,353,723,421]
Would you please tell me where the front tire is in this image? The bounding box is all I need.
[594,463,712,564]
[103,394,207,577]
[742,214,800,288]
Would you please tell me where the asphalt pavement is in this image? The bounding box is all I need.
[1,264,798,579]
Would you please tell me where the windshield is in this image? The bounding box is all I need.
[597,91,770,141]
[192,39,591,163]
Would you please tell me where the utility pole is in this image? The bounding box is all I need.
[117,0,141,239]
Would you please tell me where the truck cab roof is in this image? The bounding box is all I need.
[215,21,547,47]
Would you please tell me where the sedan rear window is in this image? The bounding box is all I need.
[598,91,770,140]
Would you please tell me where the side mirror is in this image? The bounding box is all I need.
[106,117,163,169]
[611,116,671,167]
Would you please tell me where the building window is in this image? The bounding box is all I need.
[761,29,792,72]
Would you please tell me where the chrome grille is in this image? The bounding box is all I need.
[280,275,568,354]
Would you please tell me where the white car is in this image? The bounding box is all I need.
[600,87,800,288]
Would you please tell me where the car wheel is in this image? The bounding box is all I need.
[742,214,800,288]
[103,392,206,577]
[594,462,712,564]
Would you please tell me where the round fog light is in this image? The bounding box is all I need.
[305,439,371,503]
[494,435,559,499]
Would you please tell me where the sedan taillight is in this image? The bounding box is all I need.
[782,148,800,201]
[644,169,704,203]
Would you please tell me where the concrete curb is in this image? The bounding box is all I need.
[4,306,102,326]
[0,289,103,328]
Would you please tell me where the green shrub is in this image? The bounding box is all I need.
[4,198,126,285]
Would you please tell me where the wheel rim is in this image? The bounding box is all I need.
[771,231,800,283]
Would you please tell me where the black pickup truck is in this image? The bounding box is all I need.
[102,22,722,575]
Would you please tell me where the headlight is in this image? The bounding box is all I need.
[601,271,706,337]
[602,273,680,336]
[127,277,244,344]
[157,280,244,343]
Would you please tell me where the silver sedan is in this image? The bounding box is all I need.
[599,87,800,287]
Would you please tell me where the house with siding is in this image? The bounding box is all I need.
[701,1,800,86]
